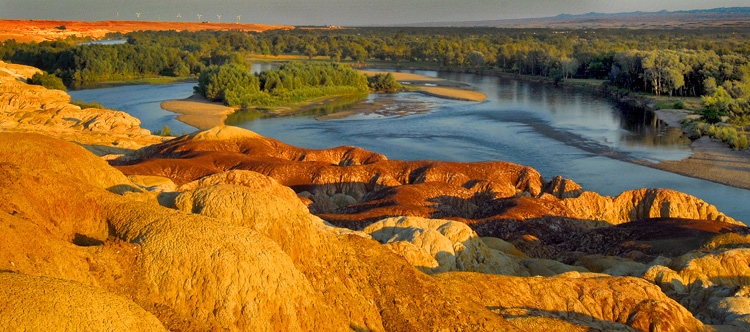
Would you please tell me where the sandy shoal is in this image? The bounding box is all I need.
[160,94,236,130]
[360,70,487,102]
[646,110,750,190]
[416,86,487,102]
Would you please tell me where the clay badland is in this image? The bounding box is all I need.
[3,47,750,331]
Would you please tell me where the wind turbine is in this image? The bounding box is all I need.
[217,14,221,22]
[236,15,241,24]
[177,13,182,20]
[197,14,202,22]
[115,11,119,19]
[136,12,141,20]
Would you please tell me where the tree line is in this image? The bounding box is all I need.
[2,27,749,125]
[196,61,368,107]
[3,28,748,95]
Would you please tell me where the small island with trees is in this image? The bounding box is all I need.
[4,22,749,151]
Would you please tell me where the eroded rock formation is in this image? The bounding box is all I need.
[2,71,749,331]
[0,61,166,154]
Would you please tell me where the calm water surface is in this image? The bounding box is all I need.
[69,70,750,223]
[70,83,198,135]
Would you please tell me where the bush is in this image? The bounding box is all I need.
[738,135,749,150]
[27,72,66,91]
[71,100,105,109]
[688,121,748,150]
[367,73,402,92]
[159,125,172,136]
[689,123,703,138]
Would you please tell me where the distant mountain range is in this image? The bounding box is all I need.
[394,7,750,29]
[552,7,750,19]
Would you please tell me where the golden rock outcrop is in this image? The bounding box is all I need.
[0,273,167,331]
[561,188,736,225]
[438,272,706,331]
[0,60,166,153]
[2,71,749,331]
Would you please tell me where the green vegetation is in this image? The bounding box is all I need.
[367,73,402,92]
[3,27,748,93]
[71,100,105,109]
[3,27,750,148]
[159,125,172,137]
[688,87,749,150]
[655,99,685,110]
[689,122,748,150]
[197,61,368,107]
[27,71,66,91]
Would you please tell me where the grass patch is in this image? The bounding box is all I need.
[563,78,606,88]
[652,96,702,111]
[71,100,105,109]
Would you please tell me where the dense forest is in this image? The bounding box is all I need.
[196,61,368,107]
[3,28,749,96]
[1,26,749,146]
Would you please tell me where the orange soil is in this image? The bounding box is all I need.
[0,19,292,43]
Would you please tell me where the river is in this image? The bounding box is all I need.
[69,70,750,223]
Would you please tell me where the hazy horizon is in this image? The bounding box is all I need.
[1,1,748,26]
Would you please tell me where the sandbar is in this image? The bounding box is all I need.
[361,70,487,102]
[160,94,236,130]
[645,109,750,190]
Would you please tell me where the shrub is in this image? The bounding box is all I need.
[367,73,402,92]
[71,100,105,109]
[159,125,172,136]
[738,135,749,150]
[28,72,66,91]
[688,122,704,138]
[707,124,717,137]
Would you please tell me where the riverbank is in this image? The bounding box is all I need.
[509,73,750,191]
[160,94,236,130]
[159,68,750,191]
[162,71,486,126]
[360,70,487,102]
[642,109,750,190]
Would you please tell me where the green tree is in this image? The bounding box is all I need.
[367,73,402,92]
[467,51,485,68]
[27,71,66,91]
[701,87,733,123]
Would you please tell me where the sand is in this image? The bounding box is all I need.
[646,110,750,190]
[416,86,487,102]
[361,70,487,102]
[160,94,236,130]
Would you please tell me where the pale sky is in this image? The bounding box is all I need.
[0,0,748,26]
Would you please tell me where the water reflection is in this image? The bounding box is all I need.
[225,94,369,125]
[478,78,692,161]
[65,69,749,222]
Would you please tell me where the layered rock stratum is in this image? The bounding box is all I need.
[2,61,750,331]
[0,61,166,155]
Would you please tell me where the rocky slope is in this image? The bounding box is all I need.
[2,65,750,331]
[0,61,166,155]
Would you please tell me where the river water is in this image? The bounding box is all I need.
[70,70,750,223]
